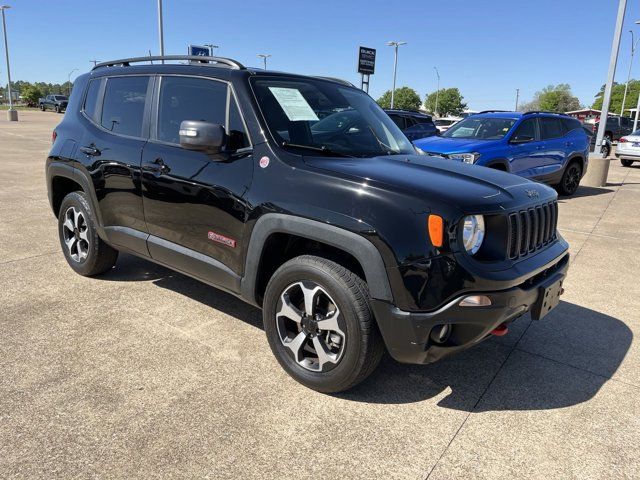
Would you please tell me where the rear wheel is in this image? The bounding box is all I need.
[58,191,118,276]
[263,255,384,393]
[621,159,634,167]
[601,143,611,158]
[557,161,582,196]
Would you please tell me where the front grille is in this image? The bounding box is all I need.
[507,201,558,259]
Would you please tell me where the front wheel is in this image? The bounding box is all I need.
[621,159,634,167]
[601,143,611,158]
[55,105,61,113]
[40,104,45,111]
[263,255,384,393]
[557,161,582,196]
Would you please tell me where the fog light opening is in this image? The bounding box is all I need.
[459,295,492,307]
[430,324,452,344]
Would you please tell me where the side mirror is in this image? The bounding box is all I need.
[179,120,226,154]
[510,135,534,144]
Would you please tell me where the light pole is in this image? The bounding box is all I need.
[257,54,271,70]
[387,41,406,109]
[633,20,640,131]
[620,29,640,115]
[1,5,17,121]
[67,69,78,95]
[204,44,219,56]
[89,60,100,67]
[157,0,164,63]
[591,0,627,188]
[515,88,520,111]
[434,66,440,116]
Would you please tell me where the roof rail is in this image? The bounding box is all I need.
[523,110,568,117]
[477,110,510,114]
[92,55,245,71]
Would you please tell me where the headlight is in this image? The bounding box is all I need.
[462,215,485,255]
[449,152,480,164]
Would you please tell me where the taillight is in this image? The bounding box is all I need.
[619,137,627,143]
[52,130,57,144]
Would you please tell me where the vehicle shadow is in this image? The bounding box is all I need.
[102,254,632,412]
[557,185,614,200]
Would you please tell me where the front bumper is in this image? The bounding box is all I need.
[371,253,569,364]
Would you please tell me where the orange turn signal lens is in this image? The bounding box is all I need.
[428,214,444,248]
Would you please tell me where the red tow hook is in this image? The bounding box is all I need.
[490,324,509,336]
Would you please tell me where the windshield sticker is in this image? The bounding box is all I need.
[268,87,319,122]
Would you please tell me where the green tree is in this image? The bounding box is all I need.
[424,88,466,117]
[592,80,640,115]
[519,84,581,113]
[376,86,422,110]
[21,85,43,106]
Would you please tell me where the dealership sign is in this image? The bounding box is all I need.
[357,47,376,75]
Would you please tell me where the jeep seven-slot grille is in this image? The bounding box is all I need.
[507,201,558,259]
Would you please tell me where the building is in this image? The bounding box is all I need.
[565,109,601,122]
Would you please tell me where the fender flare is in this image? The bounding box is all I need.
[484,158,510,171]
[240,213,393,305]
[47,161,105,229]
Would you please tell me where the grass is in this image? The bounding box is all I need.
[0,105,39,111]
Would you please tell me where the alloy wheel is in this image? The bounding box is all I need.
[563,165,580,194]
[62,206,90,262]
[275,281,346,372]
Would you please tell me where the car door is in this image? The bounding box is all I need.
[536,116,567,179]
[508,117,543,176]
[141,75,253,290]
[77,75,152,256]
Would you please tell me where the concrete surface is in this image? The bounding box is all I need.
[1,111,639,479]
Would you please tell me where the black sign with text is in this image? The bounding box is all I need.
[358,46,376,75]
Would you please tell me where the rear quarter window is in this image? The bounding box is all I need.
[83,79,102,122]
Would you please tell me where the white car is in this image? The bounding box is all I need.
[615,131,640,167]
[434,117,461,133]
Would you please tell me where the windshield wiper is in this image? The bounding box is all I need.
[367,126,401,155]
[281,142,355,157]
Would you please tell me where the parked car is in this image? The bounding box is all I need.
[591,115,633,141]
[583,125,612,158]
[434,116,461,133]
[39,94,69,113]
[384,109,438,141]
[414,111,590,196]
[615,130,640,166]
[46,56,569,392]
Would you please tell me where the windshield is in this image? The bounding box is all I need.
[251,77,415,157]
[442,116,517,140]
[53,96,68,101]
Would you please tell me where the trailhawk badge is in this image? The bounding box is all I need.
[208,231,237,248]
[525,189,539,199]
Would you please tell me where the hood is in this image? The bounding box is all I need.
[413,136,495,154]
[304,154,556,213]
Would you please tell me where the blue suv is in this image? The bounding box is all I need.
[413,111,589,195]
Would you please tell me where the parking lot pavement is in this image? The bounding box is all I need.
[1,111,639,479]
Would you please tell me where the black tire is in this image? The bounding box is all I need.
[601,143,611,158]
[55,105,60,113]
[58,191,118,276]
[557,161,582,196]
[621,159,634,167]
[40,104,45,111]
[263,255,384,393]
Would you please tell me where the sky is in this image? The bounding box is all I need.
[1,0,639,111]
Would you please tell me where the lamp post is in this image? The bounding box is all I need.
[89,60,100,67]
[620,29,640,115]
[67,69,78,96]
[387,41,406,109]
[515,88,520,111]
[633,20,640,131]
[157,0,164,63]
[589,0,627,189]
[204,44,219,56]
[1,5,17,121]
[434,66,440,116]
[257,54,271,70]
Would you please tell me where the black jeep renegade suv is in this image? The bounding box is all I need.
[46,56,569,393]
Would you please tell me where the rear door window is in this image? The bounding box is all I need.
[101,76,150,137]
[561,117,582,133]
[388,114,406,130]
[539,117,564,140]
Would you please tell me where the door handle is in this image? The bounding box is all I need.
[80,145,100,156]
[143,158,170,175]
